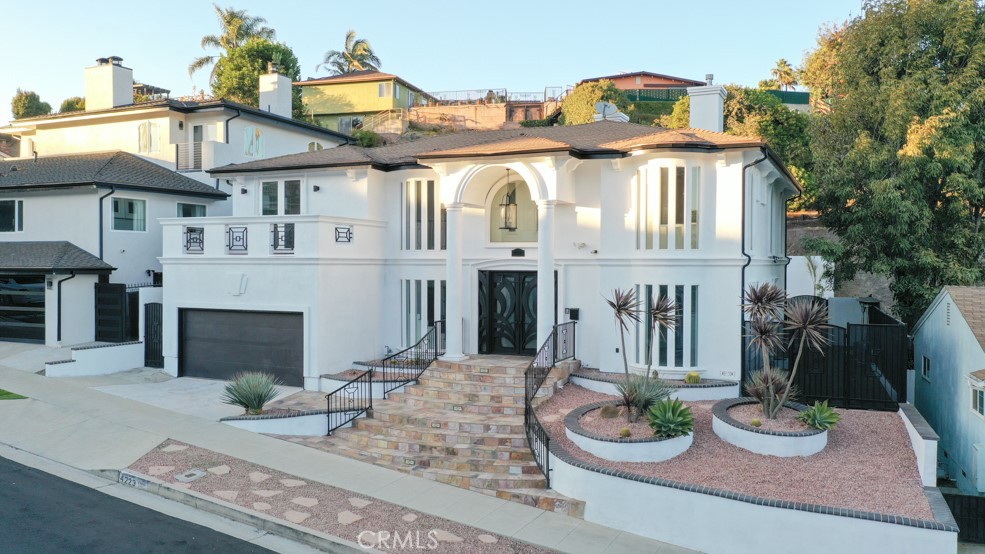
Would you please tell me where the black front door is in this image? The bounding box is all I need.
[478,271,540,355]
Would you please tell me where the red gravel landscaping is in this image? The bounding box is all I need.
[536,384,934,521]
[726,403,807,433]
[578,407,654,439]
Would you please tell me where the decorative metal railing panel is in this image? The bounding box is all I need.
[176,142,203,171]
[271,223,295,253]
[226,226,248,254]
[325,370,372,435]
[183,226,204,254]
[524,322,577,488]
[380,320,444,397]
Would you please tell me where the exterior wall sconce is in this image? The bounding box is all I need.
[499,169,518,231]
[313,185,321,192]
[240,187,247,194]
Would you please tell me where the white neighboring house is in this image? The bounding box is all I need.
[913,285,985,494]
[160,85,800,389]
[0,152,226,345]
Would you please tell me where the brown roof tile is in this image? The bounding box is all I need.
[947,286,985,352]
[969,369,985,382]
[420,137,572,158]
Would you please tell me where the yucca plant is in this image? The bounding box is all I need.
[744,366,798,417]
[221,372,283,415]
[797,400,841,431]
[644,294,676,380]
[605,288,641,378]
[647,398,694,438]
[614,374,673,423]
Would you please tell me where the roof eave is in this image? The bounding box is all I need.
[208,161,385,175]
[94,182,229,199]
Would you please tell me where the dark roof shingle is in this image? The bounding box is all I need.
[0,152,227,198]
[0,242,113,273]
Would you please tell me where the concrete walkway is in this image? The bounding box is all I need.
[0,363,693,554]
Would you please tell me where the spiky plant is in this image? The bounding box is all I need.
[605,288,641,378]
[221,372,283,415]
[797,400,841,431]
[744,366,798,417]
[644,294,676,380]
[774,299,830,415]
[614,374,673,423]
[647,398,694,438]
[742,282,786,322]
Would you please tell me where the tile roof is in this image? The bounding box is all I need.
[0,152,227,198]
[0,241,113,273]
[948,286,985,352]
[295,70,430,96]
[211,121,767,174]
[969,369,985,382]
[578,71,706,87]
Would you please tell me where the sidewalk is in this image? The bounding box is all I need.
[0,364,693,554]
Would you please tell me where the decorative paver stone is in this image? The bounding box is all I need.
[214,490,239,502]
[401,513,418,522]
[432,529,464,543]
[252,490,284,498]
[147,465,174,476]
[280,479,306,488]
[248,471,271,483]
[284,510,311,524]
[161,444,188,453]
[207,465,231,475]
[478,534,498,544]
[337,511,363,525]
[348,497,372,508]
[253,502,272,511]
[292,497,318,508]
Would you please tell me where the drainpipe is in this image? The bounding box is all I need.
[740,148,769,384]
[224,108,241,144]
[56,272,76,342]
[98,186,115,259]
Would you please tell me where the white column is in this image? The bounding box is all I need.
[440,203,467,361]
[537,200,556,349]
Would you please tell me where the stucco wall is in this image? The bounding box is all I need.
[43,273,99,346]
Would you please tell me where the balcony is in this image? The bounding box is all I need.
[175,142,202,171]
[162,215,384,259]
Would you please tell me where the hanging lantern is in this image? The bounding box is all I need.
[499,169,518,231]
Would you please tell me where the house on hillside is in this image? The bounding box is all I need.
[159,83,799,389]
[578,70,707,124]
[296,70,432,134]
[914,286,985,494]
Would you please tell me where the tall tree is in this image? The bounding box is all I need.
[802,0,985,324]
[212,38,305,120]
[189,4,275,83]
[560,80,629,125]
[59,97,85,113]
[770,59,798,91]
[11,89,51,119]
[317,30,381,75]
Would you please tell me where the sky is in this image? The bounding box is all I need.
[0,0,863,126]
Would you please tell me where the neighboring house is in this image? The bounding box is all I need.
[914,286,985,494]
[763,90,812,113]
[296,70,432,133]
[579,70,707,102]
[0,152,227,344]
[0,134,15,158]
[159,84,799,389]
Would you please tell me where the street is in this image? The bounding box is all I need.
[0,455,274,553]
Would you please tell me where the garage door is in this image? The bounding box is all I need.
[0,275,45,342]
[180,309,303,386]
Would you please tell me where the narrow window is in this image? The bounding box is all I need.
[426,180,435,250]
[690,167,700,249]
[675,285,684,367]
[404,181,412,250]
[414,180,422,250]
[675,167,685,249]
[659,168,669,249]
[634,284,641,364]
[690,285,699,366]
[261,182,278,215]
[426,280,435,326]
[284,180,302,215]
[440,205,447,250]
[404,280,411,346]
[658,284,668,366]
[645,284,654,367]
[414,279,422,340]
[16,200,23,232]
[922,355,931,381]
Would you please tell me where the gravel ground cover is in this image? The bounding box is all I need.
[578,407,654,439]
[130,440,551,554]
[726,403,807,432]
[537,384,934,520]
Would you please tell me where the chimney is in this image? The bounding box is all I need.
[259,63,292,119]
[687,74,726,133]
[84,56,134,111]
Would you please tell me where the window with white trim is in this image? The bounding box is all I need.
[112,198,146,231]
[401,279,446,347]
[0,200,24,232]
[636,165,699,250]
[401,179,444,251]
[378,82,393,98]
[260,180,302,215]
[973,386,985,418]
[137,121,160,153]
[633,283,699,369]
[922,355,931,381]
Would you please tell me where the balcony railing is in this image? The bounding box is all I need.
[175,142,203,171]
[183,227,204,254]
[271,223,294,253]
[623,88,688,102]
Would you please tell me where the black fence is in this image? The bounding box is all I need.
[743,302,908,411]
[524,321,576,488]
[380,320,444,397]
[944,492,985,543]
[325,370,373,436]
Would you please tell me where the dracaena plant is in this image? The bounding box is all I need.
[605,288,641,378]
[644,294,677,381]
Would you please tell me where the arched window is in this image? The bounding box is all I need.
[489,177,537,243]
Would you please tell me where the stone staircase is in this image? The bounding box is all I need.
[321,357,585,517]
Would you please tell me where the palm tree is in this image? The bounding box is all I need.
[644,294,676,380]
[770,59,798,91]
[604,288,641,378]
[317,30,381,75]
[189,4,276,82]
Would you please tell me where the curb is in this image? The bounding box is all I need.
[93,468,372,554]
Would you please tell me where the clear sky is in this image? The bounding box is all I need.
[0,0,862,126]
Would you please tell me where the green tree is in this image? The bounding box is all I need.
[560,80,629,125]
[317,30,381,75]
[770,59,798,91]
[59,96,85,113]
[801,0,985,324]
[758,78,781,90]
[189,3,275,82]
[212,38,305,120]
[11,89,52,119]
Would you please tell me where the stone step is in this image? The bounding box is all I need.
[422,367,530,384]
[327,435,538,474]
[352,418,526,447]
[369,406,526,434]
[416,375,527,395]
[495,488,586,519]
[335,430,535,462]
[430,360,530,375]
[402,384,524,405]
[386,393,524,415]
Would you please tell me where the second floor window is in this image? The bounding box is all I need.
[177,203,206,217]
[244,127,264,158]
[402,179,444,251]
[379,82,393,98]
[261,180,302,216]
[0,200,24,232]
[636,166,700,251]
[137,121,159,153]
[113,198,146,231]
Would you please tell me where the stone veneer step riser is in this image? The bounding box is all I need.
[402,386,525,405]
[388,394,525,415]
[368,411,525,434]
[328,442,539,474]
[415,377,527,395]
[348,421,528,448]
[334,433,535,462]
[430,361,528,375]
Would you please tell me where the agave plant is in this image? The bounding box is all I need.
[605,288,641,378]
[221,372,283,415]
[644,294,676,380]
[647,398,694,438]
[614,374,673,423]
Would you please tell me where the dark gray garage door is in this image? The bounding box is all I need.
[0,275,45,342]
[180,309,303,386]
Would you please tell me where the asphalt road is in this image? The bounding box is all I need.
[0,455,273,553]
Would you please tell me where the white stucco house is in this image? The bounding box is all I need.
[914,286,985,494]
[160,84,799,389]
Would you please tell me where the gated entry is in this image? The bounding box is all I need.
[144,302,163,368]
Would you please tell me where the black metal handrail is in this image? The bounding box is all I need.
[524,321,576,488]
[380,320,444,397]
[326,369,372,435]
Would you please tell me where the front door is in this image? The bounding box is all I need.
[478,271,540,355]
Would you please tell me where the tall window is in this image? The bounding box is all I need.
[113,198,146,231]
[973,386,985,417]
[402,180,443,251]
[261,180,301,215]
[379,82,393,98]
[177,203,206,217]
[922,356,931,381]
[636,165,700,250]
[0,200,24,232]
[244,127,264,158]
[338,116,363,134]
[634,283,699,369]
[137,121,159,153]
[401,278,446,346]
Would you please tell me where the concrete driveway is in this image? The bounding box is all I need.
[0,341,73,374]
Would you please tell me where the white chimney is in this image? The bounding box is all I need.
[687,75,726,133]
[84,56,134,111]
[259,62,292,119]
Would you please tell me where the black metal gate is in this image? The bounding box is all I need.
[144,302,163,368]
[94,283,127,343]
[944,492,985,543]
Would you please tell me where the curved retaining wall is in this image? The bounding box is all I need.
[564,401,692,462]
[569,374,739,401]
[221,409,361,436]
[711,398,827,457]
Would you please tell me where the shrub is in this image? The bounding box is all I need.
[519,118,552,128]
[684,371,701,384]
[647,398,694,438]
[744,366,798,417]
[352,129,383,147]
[750,418,762,427]
[797,400,841,431]
[619,427,631,438]
[615,375,673,423]
[221,372,282,415]
[599,405,621,419]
